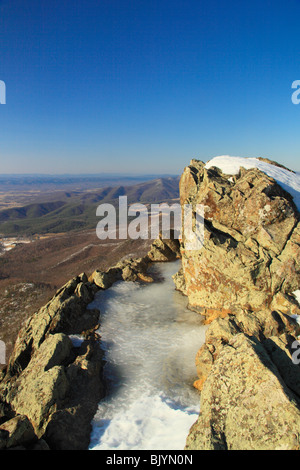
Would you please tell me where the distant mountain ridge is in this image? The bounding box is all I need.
[0,176,180,236]
[0,174,178,192]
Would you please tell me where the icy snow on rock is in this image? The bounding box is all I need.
[205,156,300,211]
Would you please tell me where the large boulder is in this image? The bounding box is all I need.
[0,415,36,449]
[148,233,181,262]
[4,334,72,437]
[186,334,300,450]
[0,271,105,450]
[44,334,105,450]
[179,158,300,450]
[6,274,98,378]
[194,310,300,392]
[178,162,300,317]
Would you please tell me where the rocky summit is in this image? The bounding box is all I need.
[175,157,300,450]
[1,155,300,451]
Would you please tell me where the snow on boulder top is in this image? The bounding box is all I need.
[205,155,300,211]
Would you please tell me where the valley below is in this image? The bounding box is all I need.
[0,174,179,363]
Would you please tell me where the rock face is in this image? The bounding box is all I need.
[186,334,300,450]
[178,158,300,450]
[179,161,300,319]
[0,415,37,450]
[148,232,181,262]
[0,235,179,450]
[0,273,105,450]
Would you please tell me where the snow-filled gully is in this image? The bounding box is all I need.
[87,260,207,450]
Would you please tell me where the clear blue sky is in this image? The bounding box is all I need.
[0,0,299,175]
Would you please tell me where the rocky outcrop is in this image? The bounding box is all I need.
[178,158,300,450]
[89,233,180,287]
[186,334,300,450]
[0,235,179,450]
[89,256,152,286]
[5,273,99,379]
[0,415,37,450]
[148,232,181,262]
[179,161,300,318]
[0,272,105,450]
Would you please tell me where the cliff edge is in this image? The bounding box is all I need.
[177,156,300,450]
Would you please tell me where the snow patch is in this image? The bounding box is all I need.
[293,290,300,306]
[69,334,85,348]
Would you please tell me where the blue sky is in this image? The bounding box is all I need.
[0,0,299,175]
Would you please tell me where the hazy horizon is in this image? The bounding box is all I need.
[0,155,299,177]
[0,172,180,177]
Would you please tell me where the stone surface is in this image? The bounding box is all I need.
[6,275,99,378]
[172,267,187,295]
[89,236,179,288]
[6,334,71,436]
[186,334,300,450]
[179,158,300,450]
[0,269,104,449]
[194,310,300,392]
[148,233,180,262]
[0,415,36,449]
[44,334,105,450]
[179,162,299,315]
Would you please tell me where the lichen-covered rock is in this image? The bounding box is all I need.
[148,233,180,262]
[179,162,299,315]
[179,158,300,450]
[0,239,180,449]
[263,333,300,398]
[0,268,105,449]
[0,415,36,449]
[0,330,104,448]
[90,267,122,289]
[270,222,300,294]
[186,334,300,450]
[194,310,300,392]
[90,256,153,286]
[89,236,179,289]
[137,272,154,283]
[6,274,98,377]
[44,334,105,450]
[5,334,71,436]
[172,267,187,295]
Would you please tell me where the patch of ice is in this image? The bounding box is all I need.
[89,393,199,451]
[88,261,206,450]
